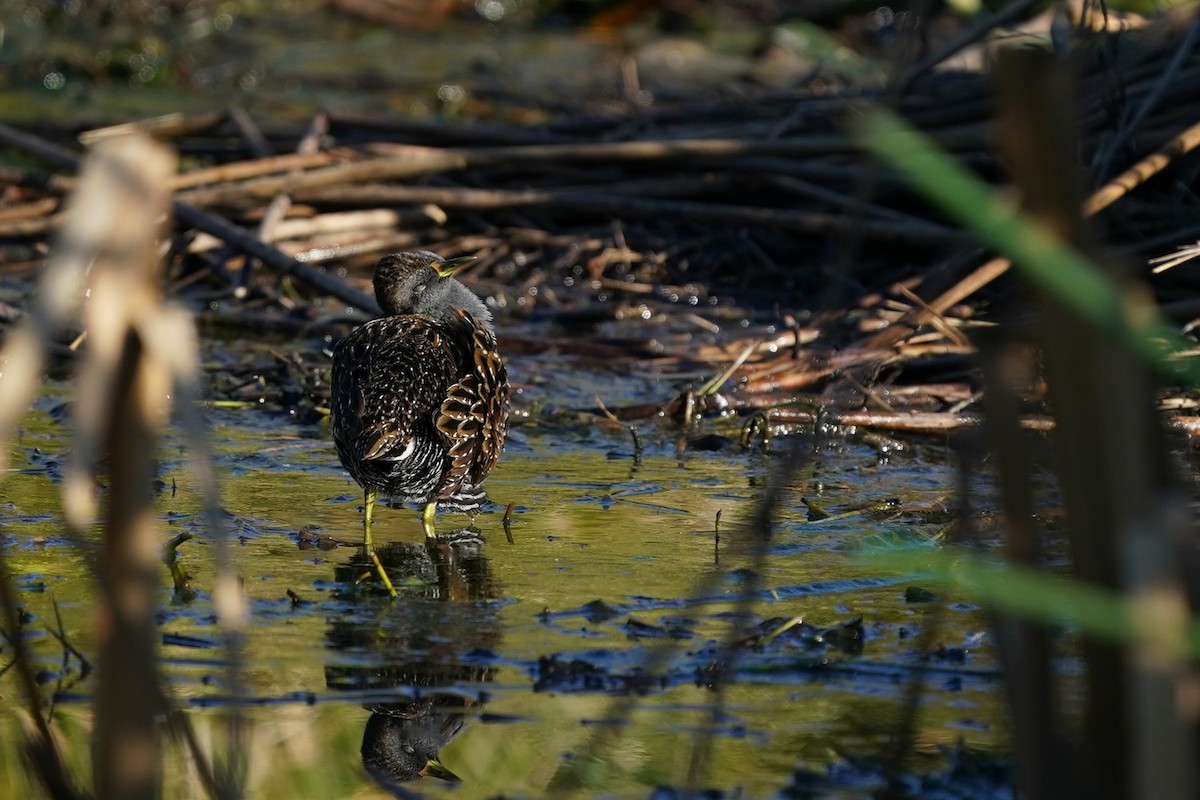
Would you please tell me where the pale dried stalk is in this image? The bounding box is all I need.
[0,131,244,798]
[58,133,175,800]
[67,135,248,798]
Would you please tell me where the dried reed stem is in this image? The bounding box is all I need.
[61,133,177,800]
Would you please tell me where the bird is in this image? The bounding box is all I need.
[360,701,466,788]
[330,251,508,593]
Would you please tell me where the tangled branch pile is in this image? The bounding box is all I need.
[2,5,1200,441]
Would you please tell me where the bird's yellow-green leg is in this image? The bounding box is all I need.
[363,488,377,551]
[369,550,397,597]
[422,502,437,538]
[362,488,397,597]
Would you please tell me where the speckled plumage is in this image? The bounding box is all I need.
[331,251,508,517]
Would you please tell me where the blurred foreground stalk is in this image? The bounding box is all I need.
[992,48,1194,800]
[70,134,176,800]
[0,133,242,798]
[856,44,1200,800]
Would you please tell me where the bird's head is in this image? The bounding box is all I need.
[373,250,491,325]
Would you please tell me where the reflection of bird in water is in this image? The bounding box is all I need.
[325,525,500,791]
[334,526,495,601]
[330,250,509,593]
[361,695,473,789]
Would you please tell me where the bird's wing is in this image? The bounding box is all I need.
[434,310,509,495]
[468,321,509,483]
[331,317,455,465]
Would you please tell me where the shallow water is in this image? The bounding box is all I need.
[0,3,1015,795]
[0,351,1006,798]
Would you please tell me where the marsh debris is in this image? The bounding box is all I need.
[3,9,1200,447]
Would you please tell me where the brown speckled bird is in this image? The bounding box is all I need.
[331,251,508,572]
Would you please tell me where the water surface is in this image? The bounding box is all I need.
[0,354,1004,798]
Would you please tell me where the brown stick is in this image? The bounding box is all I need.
[0,121,380,313]
[78,111,225,146]
[186,207,445,254]
[863,114,1200,349]
[0,214,59,237]
[281,230,425,262]
[171,202,380,312]
[0,197,58,224]
[758,406,1054,433]
[171,151,343,190]
[292,183,965,245]
[1001,47,1186,800]
[1085,116,1200,215]
[753,407,1200,437]
[175,124,993,206]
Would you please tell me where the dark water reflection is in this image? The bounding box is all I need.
[326,528,499,793]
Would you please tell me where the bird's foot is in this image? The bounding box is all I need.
[422,502,437,539]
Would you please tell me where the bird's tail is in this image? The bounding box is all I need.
[440,484,488,513]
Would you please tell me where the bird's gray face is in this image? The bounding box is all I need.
[373,251,492,326]
[391,265,442,315]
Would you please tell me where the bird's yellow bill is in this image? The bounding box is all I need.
[419,758,461,782]
[434,255,476,278]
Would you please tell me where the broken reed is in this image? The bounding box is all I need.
[0,134,245,798]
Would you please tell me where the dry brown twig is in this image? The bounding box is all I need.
[863,113,1200,351]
